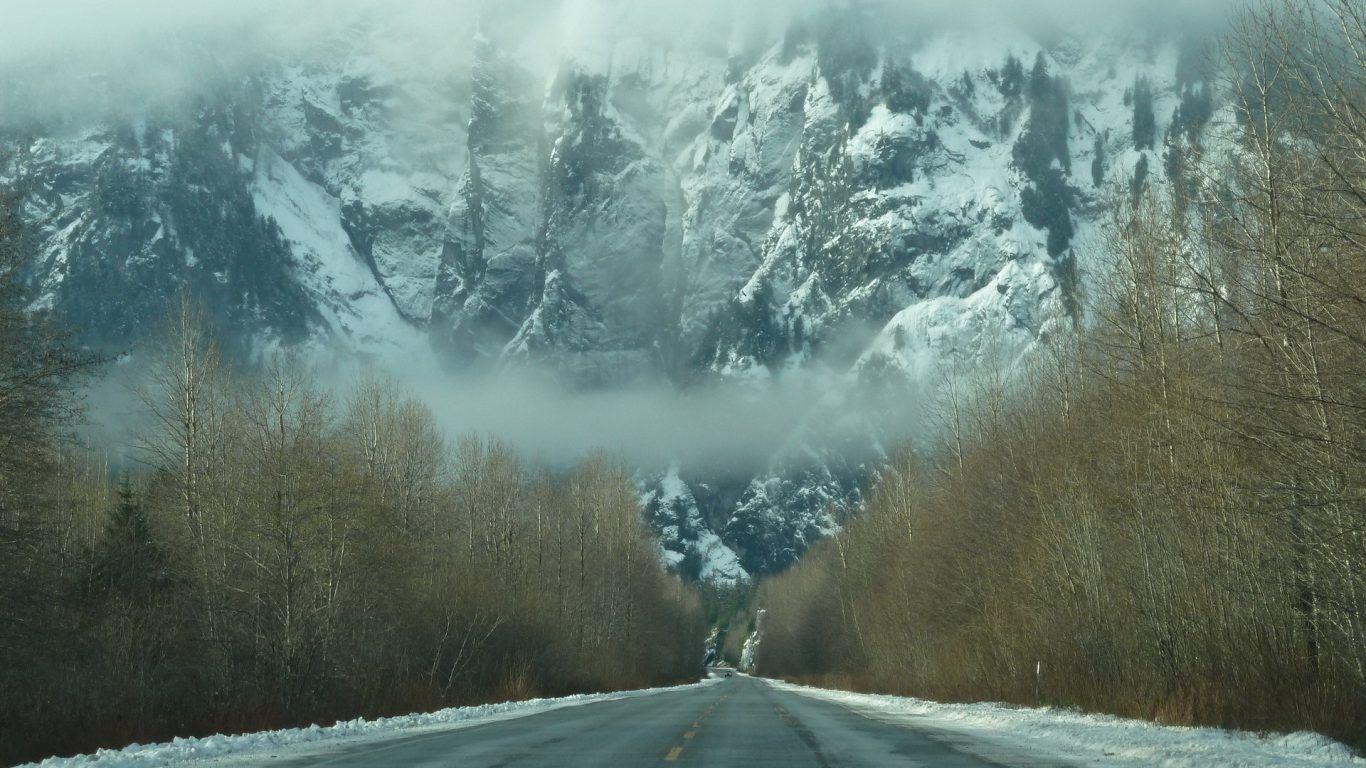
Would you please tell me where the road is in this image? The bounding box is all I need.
[271,675,1072,767]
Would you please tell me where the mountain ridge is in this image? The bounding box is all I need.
[0,4,1214,578]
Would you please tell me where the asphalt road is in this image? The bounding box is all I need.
[270,675,1072,767]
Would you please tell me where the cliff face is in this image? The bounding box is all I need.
[0,4,1213,578]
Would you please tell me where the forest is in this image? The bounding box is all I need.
[0,254,704,764]
[756,0,1366,748]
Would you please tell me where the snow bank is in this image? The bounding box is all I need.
[22,680,719,768]
[771,680,1363,768]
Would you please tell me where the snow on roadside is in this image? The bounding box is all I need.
[22,680,720,768]
[770,679,1363,768]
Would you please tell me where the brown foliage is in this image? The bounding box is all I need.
[0,301,704,765]
[756,0,1366,748]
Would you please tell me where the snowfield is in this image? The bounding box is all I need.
[772,679,1364,768]
[20,680,720,768]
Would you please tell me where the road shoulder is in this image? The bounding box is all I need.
[765,679,1362,768]
[20,680,723,768]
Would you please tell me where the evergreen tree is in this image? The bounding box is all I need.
[1012,53,1071,180]
[1172,84,1213,142]
[814,5,876,125]
[1130,153,1150,201]
[881,61,929,116]
[736,280,786,367]
[1021,176,1076,256]
[1132,77,1156,150]
[1013,53,1076,256]
[1092,133,1108,187]
[91,481,168,598]
[998,55,1025,99]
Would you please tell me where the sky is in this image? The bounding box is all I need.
[0,0,1240,128]
[0,0,1237,86]
[0,0,1241,130]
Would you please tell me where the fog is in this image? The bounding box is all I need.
[406,369,854,476]
[0,0,1234,59]
[77,352,881,477]
[0,0,1236,122]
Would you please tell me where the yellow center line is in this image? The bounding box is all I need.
[665,746,685,761]
[684,731,696,739]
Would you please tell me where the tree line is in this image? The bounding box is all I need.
[0,260,704,764]
[756,0,1366,748]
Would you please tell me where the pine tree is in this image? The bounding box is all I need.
[1092,133,1108,187]
[814,5,876,125]
[1132,77,1156,150]
[1130,153,1150,201]
[1172,84,1212,142]
[998,55,1025,99]
[882,61,929,116]
[1013,54,1076,256]
[91,481,167,598]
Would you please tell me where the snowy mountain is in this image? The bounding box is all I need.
[0,3,1214,578]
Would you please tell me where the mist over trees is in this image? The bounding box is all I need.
[755,0,1366,748]
[0,278,703,765]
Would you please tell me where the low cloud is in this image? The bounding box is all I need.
[81,351,861,478]
[407,369,840,475]
[0,0,1238,125]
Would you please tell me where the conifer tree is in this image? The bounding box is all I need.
[1132,77,1156,150]
[91,481,167,597]
[1091,133,1108,187]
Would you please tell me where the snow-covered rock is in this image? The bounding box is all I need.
[640,464,748,583]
